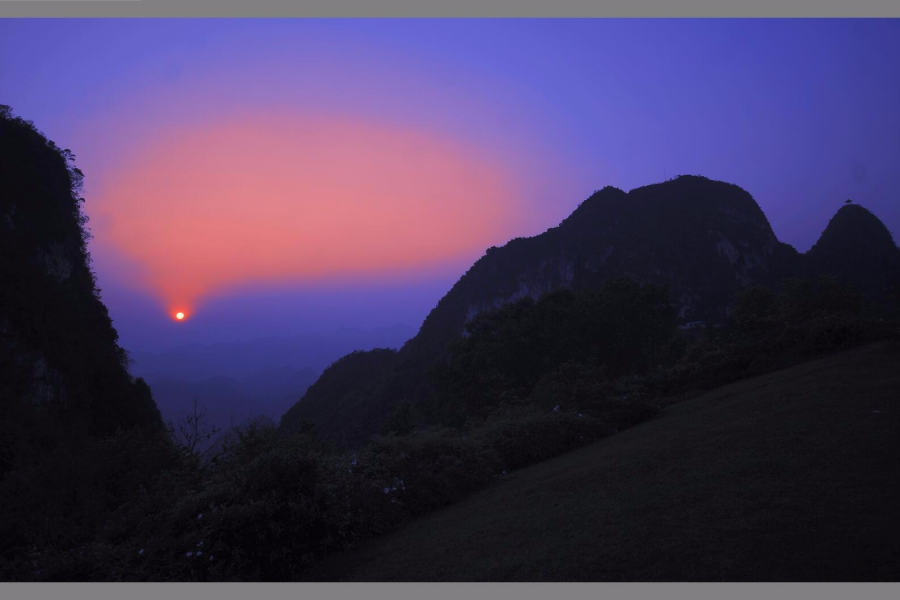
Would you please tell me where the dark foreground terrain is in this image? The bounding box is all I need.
[307,341,900,581]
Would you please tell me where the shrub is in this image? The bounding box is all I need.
[474,409,614,470]
[356,429,501,516]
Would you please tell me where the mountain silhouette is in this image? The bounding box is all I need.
[0,106,163,475]
[806,204,900,313]
[279,348,399,445]
[281,175,900,445]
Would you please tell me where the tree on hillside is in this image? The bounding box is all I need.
[168,397,219,457]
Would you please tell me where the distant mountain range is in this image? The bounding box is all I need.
[128,324,416,432]
[281,176,900,445]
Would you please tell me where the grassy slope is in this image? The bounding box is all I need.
[306,341,900,581]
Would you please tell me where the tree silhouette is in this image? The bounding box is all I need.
[167,397,219,457]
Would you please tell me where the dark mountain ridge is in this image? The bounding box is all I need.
[806,203,900,312]
[1,106,163,474]
[405,177,778,361]
[281,176,900,445]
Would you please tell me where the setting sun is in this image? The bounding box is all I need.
[175,311,185,321]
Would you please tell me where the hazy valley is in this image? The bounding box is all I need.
[127,325,415,434]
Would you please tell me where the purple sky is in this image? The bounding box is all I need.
[2,19,898,352]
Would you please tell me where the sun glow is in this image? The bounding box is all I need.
[93,111,523,312]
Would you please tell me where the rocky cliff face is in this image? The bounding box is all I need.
[401,176,781,368]
[0,106,162,473]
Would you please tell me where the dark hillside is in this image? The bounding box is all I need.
[0,106,169,565]
[1,106,163,453]
[279,348,399,445]
[807,204,900,315]
[306,341,900,581]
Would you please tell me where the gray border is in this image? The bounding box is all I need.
[0,0,899,17]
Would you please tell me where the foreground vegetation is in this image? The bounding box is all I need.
[2,270,896,581]
[307,340,900,581]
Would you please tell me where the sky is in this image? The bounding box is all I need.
[1,19,899,352]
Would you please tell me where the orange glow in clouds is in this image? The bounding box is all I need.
[93,113,522,315]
